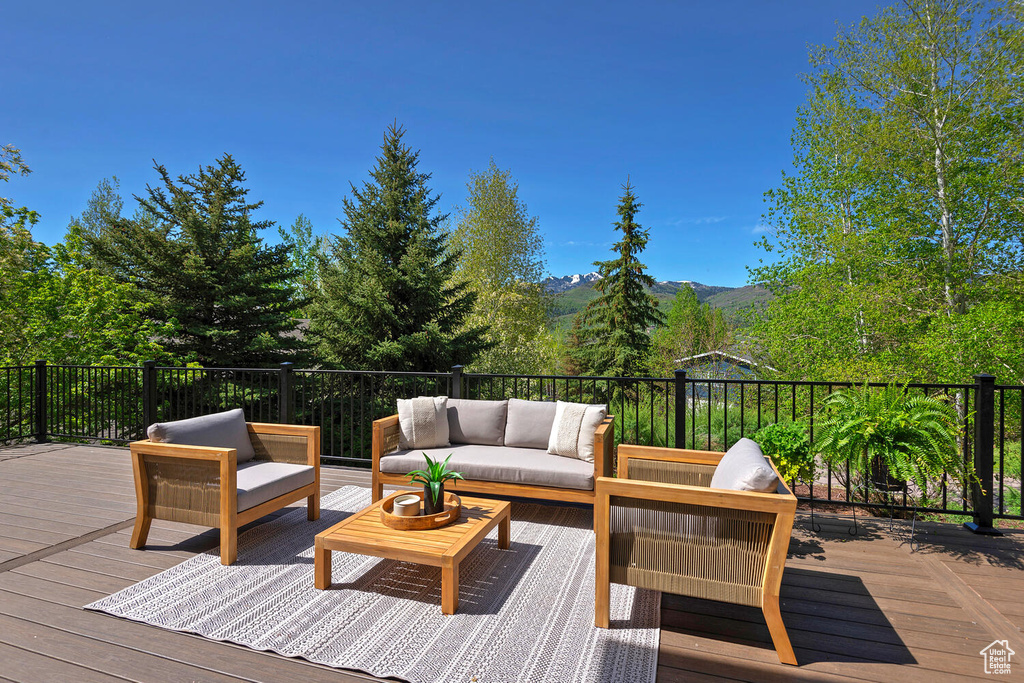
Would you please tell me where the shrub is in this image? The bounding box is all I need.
[753,421,813,483]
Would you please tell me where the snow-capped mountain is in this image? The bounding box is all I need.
[542,272,603,293]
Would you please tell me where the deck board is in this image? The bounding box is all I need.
[2,442,1023,682]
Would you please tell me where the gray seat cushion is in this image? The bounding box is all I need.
[236,461,315,512]
[147,408,256,463]
[504,398,557,449]
[380,444,594,490]
[447,399,508,446]
[709,438,779,493]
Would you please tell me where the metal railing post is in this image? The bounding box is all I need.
[279,362,295,423]
[966,373,1001,535]
[142,360,157,435]
[34,360,47,443]
[451,365,463,399]
[674,369,686,450]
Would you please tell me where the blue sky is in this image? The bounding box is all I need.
[4,1,887,287]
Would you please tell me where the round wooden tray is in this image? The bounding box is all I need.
[380,491,462,530]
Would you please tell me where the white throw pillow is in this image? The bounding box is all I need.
[547,400,607,462]
[709,438,779,492]
[397,396,450,450]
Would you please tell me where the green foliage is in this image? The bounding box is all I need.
[452,160,554,374]
[87,155,305,367]
[814,384,969,496]
[0,143,32,216]
[567,180,663,377]
[651,286,730,376]
[407,453,465,505]
[309,124,488,371]
[278,214,324,317]
[750,0,1024,383]
[0,150,168,366]
[753,421,813,482]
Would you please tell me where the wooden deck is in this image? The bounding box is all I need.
[0,443,1022,682]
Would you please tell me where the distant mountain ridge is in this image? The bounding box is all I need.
[543,272,603,293]
[543,273,771,328]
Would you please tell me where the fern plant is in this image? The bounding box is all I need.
[815,384,970,499]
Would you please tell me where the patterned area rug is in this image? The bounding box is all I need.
[87,486,660,683]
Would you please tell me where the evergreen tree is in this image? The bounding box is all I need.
[70,176,124,272]
[88,155,306,367]
[451,160,553,374]
[278,213,323,317]
[309,124,487,371]
[568,180,663,376]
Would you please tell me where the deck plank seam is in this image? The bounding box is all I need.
[0,519,135,574]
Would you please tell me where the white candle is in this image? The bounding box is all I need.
[394,494,420,517]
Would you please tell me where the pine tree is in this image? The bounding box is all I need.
[309,124,488,371]
[568,180,663,376]
[87,155,306,367]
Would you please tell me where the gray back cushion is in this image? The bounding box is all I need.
[147,408,256,463]
[504,399,557,449]
[709,437,779,493]
[447,399,508,446]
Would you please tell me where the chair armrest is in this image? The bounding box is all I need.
[130,439,236,462]
[247,423,320,467]
[129,440,236,525]
[618,443,725,469]
[372,414,401,472]
[595,476,796,514]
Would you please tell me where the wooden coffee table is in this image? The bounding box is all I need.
[314,491,511,614]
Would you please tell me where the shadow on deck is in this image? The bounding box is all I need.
[0,442,1022,682]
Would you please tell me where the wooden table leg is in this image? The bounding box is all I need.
[498,511,510,549]
[314,537,331,590]
[441,557,458,614]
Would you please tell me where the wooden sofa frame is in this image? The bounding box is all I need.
[594,443,798,666]
[129,422,321,565]
[371,413,614,505]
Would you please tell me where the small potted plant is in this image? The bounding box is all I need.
[407,454,465,515]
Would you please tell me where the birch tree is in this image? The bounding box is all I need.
[751,0,1024,382]
[451,160,552,374]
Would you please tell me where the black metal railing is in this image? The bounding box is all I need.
[0,365,36,444]
[4,361,1021,525]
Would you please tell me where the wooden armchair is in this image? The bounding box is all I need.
[594,443,798,666]
[129,422,320,565]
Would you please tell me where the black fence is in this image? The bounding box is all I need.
[1,361,1020,525]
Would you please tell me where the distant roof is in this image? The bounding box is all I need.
[675,350,776,373]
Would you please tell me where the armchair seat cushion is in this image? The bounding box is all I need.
[236,461,315,512]
[380,444,595,490]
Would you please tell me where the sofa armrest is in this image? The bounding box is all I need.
[372,414,401,469]
[593,415,615,479]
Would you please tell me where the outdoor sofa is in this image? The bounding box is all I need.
[129,409,321,565]
[372,397,614,505]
